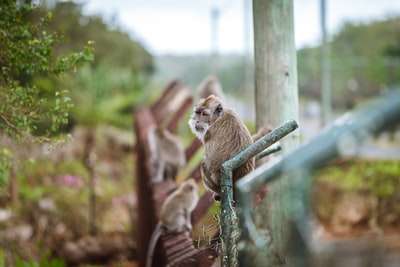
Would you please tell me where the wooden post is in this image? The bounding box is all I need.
[253,0,299,143]
[250,0,299,266]
[134,108,159,267]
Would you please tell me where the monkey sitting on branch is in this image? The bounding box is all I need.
[148,127,186,183]
[146,179,199,267]
[188,95,254,201]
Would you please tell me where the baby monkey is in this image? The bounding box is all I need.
[188,95,254,201]
[146,179,199,267]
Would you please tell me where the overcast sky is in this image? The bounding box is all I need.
[80,0,400,55]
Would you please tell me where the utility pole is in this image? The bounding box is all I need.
[211,6,220,74]
[320,0,331,125]
[243,0,252,91]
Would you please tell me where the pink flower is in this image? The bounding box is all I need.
[63,174,75,185]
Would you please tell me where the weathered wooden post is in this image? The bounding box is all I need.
[253,0,299,140]
[250,0,299,265]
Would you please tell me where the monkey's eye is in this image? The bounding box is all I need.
[196,110,208,117]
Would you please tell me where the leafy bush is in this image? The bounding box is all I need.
[0,2,93,141]
[62,64,148,128]
[316,159,400,197]
[0,149,12,190]
[298,16,400,106]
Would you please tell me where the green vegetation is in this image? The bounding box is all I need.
[316,159,400,197]
[0,0,153,211]
[0,127,135,265]
[62,65,149,128]
[0,1,155,141]
[313,159,400,233]
[38,1,155,129]
[43,1,153,73]
[0,2,93,141]
[1,1,399,265]
[12,253,65,267]
[0,149,12,189]
[0,2,149,265]
[155,16,400,108]
[298,16,400,108]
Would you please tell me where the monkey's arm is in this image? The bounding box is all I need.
[251,124,273,142]
[153,159,165,183]
[184,208,192,231]
[201,160,222,201]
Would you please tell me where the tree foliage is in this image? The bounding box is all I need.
[39,1,154,128]
[0,1,154,137]
[0,2,94,141]
[43,1,154,74]
[298,16,400,108]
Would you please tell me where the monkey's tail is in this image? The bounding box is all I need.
[146,224,163,267]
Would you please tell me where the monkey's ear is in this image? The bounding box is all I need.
[216,104,223,114]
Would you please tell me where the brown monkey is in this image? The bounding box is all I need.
[146,179,199,267]
[148,127,186,183]
[188,95,254,200]
[251,124,274,142]
[195,75,225,102]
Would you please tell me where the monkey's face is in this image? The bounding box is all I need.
[188,95,224,142]
[182,179,198,194]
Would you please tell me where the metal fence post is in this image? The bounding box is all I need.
[220,120,299,266]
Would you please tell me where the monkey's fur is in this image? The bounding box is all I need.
[188,95,254,200]
[251,124,273,142]
[146,179,199,267]
[148,127,186,183]
[195,75,225,102]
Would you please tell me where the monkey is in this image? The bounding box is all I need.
[195,75,225,102]
[148,127,186,183]
[251,124,274,142]
[146,179,199,267]
[188,95,254,201]
[250,124,280,204]
[196,75,272,143]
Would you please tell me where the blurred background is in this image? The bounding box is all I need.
[0,0,399,266]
